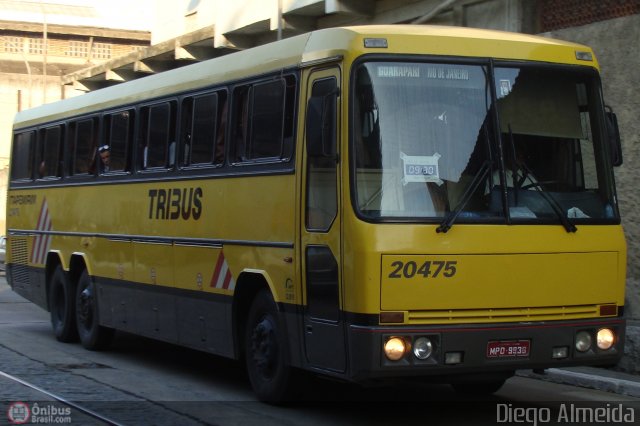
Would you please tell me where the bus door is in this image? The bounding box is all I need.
[301,67,346,372]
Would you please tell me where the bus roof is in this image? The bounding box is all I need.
[14,25,596,129]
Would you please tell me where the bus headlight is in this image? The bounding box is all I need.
[575,331,592,352]
[384,337,407,361]
[413,337,434,360]
[596,328,615,350]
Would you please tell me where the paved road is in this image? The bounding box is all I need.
[0,276,638,425]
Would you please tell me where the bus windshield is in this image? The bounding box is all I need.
[352,61,618,225]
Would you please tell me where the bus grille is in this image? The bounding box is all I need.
[407,305,600,324]
[9,237,30,287]
[10,237,29,265]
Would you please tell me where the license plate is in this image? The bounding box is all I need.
[486,340,530,358]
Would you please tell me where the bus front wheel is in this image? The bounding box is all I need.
[75,270,114,350]
[48,265,78,343]
[244,290,293,403]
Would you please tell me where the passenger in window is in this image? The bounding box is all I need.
[98,145,111,173]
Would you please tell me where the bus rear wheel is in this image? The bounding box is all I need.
[48,265,78,343]
[75,270,114,350]
[244,290,294,403]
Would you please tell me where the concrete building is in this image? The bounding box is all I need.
[4,0,640,371]
[63,0,537,89]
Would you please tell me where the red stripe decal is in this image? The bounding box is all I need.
[210,252,225,288]
[222,269,232,290]
[31,199,49,264]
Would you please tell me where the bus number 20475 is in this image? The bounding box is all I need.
[388,260,457,279]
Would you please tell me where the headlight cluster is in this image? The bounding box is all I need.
[383,335,437,362]
[575,328,616,353]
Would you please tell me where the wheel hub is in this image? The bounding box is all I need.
[250,317,277,378]
[78,287,93,327]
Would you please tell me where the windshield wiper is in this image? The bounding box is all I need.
[436,160,491,233]
[518,162,577,233]
[505,125,576,233]
[437,161,578,234]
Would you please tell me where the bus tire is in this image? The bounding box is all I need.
[48,265,78,343]
[245,290,293,403]
[75,270,114,350]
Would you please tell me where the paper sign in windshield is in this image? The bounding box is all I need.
[401,152,442,185]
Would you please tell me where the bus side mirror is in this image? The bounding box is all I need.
[306,92,337,158]
[605,106,622,167]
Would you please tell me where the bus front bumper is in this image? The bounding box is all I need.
[346,318,625,382]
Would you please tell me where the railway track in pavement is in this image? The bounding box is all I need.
[1,369,123,425]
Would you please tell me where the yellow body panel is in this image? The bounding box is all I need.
[341,219,626,321]
[7,173,296,302]
[381,252,617,313]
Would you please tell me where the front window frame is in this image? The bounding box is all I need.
[349,55,620,226]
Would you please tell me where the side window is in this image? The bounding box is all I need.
[249,80,285,159]
[104,110,133,173]
[140,102,176,170]
[11,131,35,180]
[305,77,338,231]
[37,125,63,178]
[282,76,296,159]
[232,75,296,163]
[231,86,250,162]
[181,91,227,167]
[71,118,97,175]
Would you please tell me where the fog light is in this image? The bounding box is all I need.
[552,346,569,359]
[575,331,592,352]
[384,337,407,361]
[413,337,434,360]
[596,328,615,350]
[445,352,463,365]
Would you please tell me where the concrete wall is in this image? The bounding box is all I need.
[152,0,532,46]
[0,73,77,160]
[153,0,218,44]
[544,14,640,373]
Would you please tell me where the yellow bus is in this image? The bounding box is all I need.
[6,26,626,402]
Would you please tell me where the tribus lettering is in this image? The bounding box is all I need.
[148,187,203,220]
